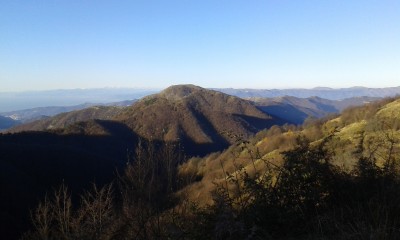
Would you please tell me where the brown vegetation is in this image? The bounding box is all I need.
[4,93,400,239]
[114,85,283,156]
[8,106,123,133]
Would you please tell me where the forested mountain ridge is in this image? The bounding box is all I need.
[0,100,136,130]
[7,106,126,133]
[253,95,380,124]
[7,85,285,156]
[114,85,284,154]
[216,86,400,99]
[6,88,381,133]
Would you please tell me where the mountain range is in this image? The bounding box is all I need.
[0,88,157,112]
[0,100,136,123]
[7,85,283,155]
[216,86,400,100]
[2,86,398,113]
[1,84,399,239]
[2,85,397,132]
[252,95,380,124]
[3,87,381,132]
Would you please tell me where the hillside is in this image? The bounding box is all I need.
[253,96,379,124]
[6,92,378,134]
[2,92,400,239]
[7,106,126,133]
[0,116,20,130]
[114,85,284,155]
[178,96,400,205]
[0,99,136,126]
[0,85,284,238]
[0,119,142,239]
[7,85,285,156]
[14,96,400,240]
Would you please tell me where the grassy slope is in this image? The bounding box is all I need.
[179,97,400,205]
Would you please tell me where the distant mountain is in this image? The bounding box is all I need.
[7,85,284,156]
[253,96,380,124]
[9,88,381,142]
[7,106,127,133]
[1,103,96,122]
[115,85,284,155]
[215,86,400,100]
[0,116,20,130]
[2,86,398,113]
[0,99,136,123]
[0,88,156,112]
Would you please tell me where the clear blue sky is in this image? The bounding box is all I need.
[0,0,399,91]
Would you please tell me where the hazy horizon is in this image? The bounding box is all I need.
[1,84,400,94]
[1,85,400,113]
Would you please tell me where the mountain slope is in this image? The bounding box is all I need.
[0,116,20,130]
[6,85,285,156]
[0,100,136,124]
[178,96,400,205]
[7,106,126,133]
[253,96,379,124]
[115,85,283,155]
[0,119,141,239]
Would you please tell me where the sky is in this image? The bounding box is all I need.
[0,0,399,92]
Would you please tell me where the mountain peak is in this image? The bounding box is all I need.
[160,84,204,100]
[114,84,281,156]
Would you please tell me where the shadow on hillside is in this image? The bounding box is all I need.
[0,120,141,239]
[0,117,231,239]
[0,115,284,239]
[183,107,230,156]
[179,134,229,157]
[257,105,309,125]
[234,114,288,131]
[308,98,338,112]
